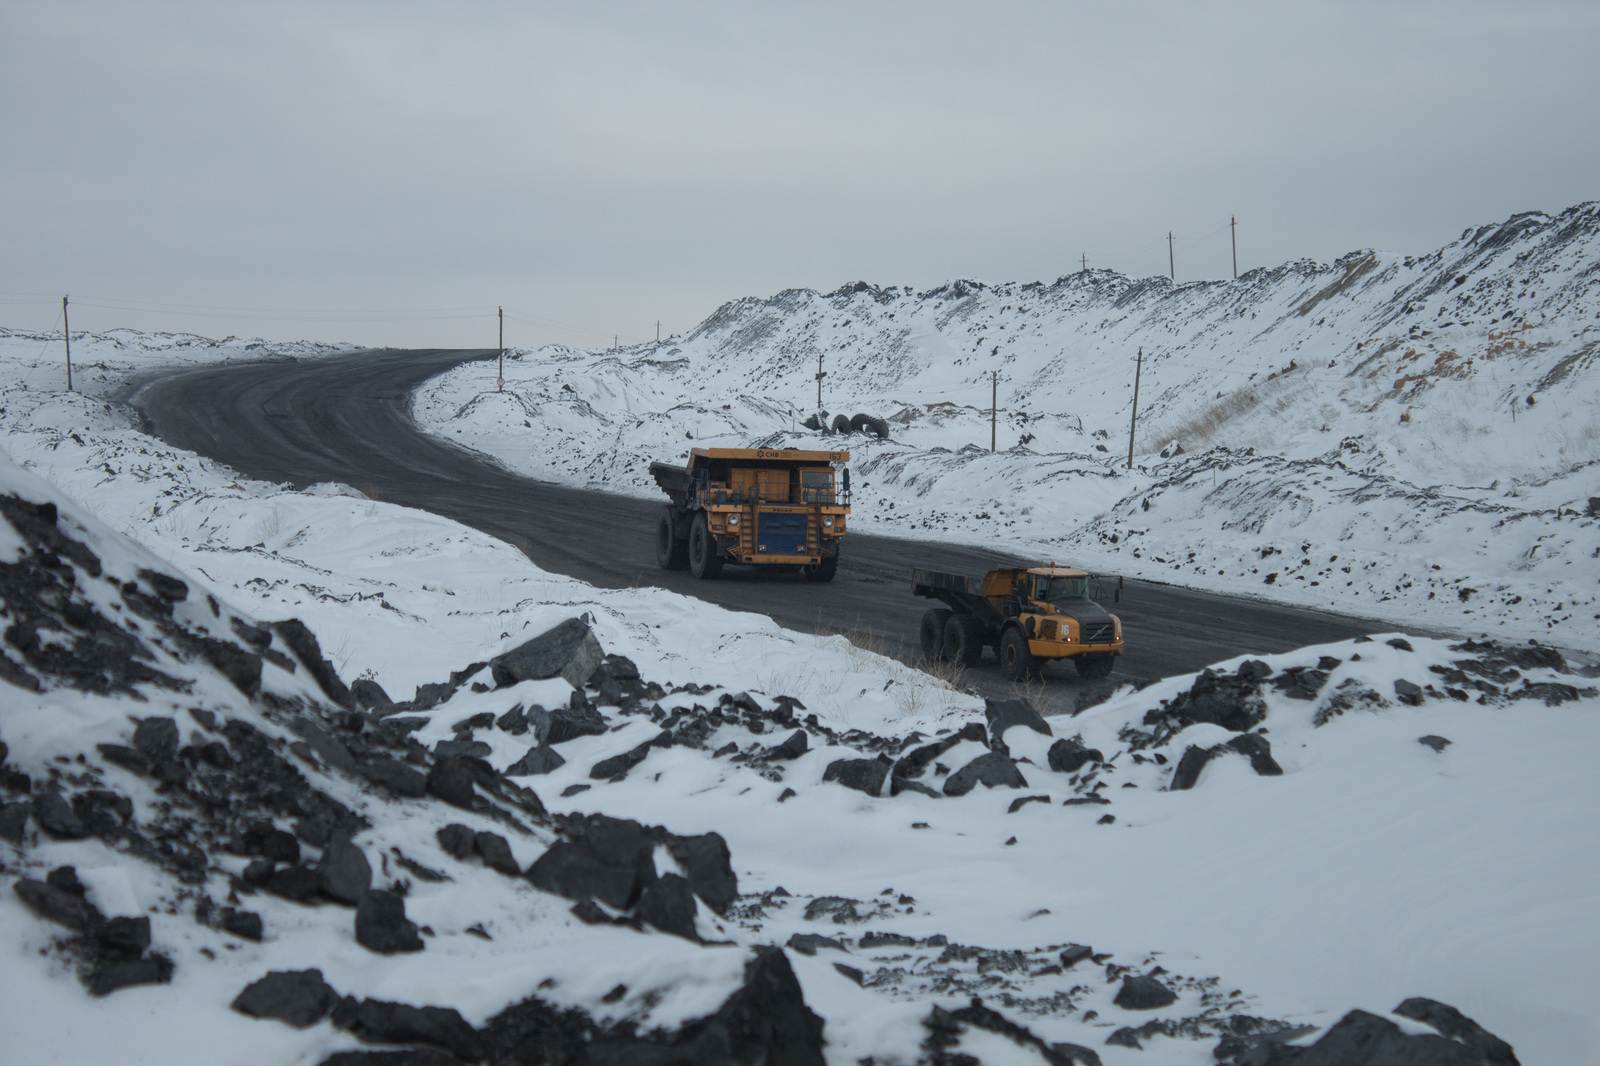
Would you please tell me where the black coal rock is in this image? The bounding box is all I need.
[355,890,424,954]
[942,753,1027,797]
[88,953,173,996]
[318,838,373,905]
[525,815,656,910]
[633,872,700,940]
[505,743,564,776]
[489,617,603,690]
[1046,737,1103,774]
[823,758,890,797]
[232,968,341,1028]
[984,697,1052,753]
[436,823,477,860]
[33,790,86,839]
[331,997,484,1063]
[665,832,737,916]
[1113,974,1176,1010]
[474,832,520,876]
[425,758,479,810]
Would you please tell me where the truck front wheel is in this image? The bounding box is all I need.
[919,608,953,661]
[802,554,838,582]
[688,513,723,579]
[1000,627,1039,682]
[656,506,688,570]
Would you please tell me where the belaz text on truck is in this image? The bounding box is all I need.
[650,448,851,581]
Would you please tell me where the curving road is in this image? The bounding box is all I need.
[129,348,1381,714]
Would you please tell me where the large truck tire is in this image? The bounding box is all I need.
[943,614,985,666]
[802,554,838,582]
[850,413,890,439]
[688,512,723,579]
[831,413,854,435]
[1000,626,1039,682]
[920,608,953,661]
[1075,653,1115,680]
[655,505,689,570]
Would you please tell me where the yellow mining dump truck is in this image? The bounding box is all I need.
[912,565,1123,681]
[649,447,851,581]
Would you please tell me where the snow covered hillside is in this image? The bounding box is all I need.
[416,203,1600,652]
[2,430,1597,1065]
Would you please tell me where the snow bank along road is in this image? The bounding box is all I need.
[130,346,1379,707]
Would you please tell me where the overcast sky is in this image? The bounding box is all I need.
[3,1,1596,349]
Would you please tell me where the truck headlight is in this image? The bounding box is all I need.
[728,513,740,526]
[823,516,834,527]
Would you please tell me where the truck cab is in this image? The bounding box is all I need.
[650,447,851,581]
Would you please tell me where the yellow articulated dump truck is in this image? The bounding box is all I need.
[649,447,851,581]
[912,564,1124,681]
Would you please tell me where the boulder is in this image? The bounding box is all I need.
[543,706,609,745]
[232,969,341,1028]
[220,907,263,941]
[1225,733,1283,776]
[1395,679,1425,706]
[431,739,492,761]
[474,832,520,876]
[318,838,373,905]
[33,791,87,839]
[525,815,657,910]
[267,864,321,904]
[489,618,604,690]
[1161,665,1270,732]
[355,890,423,954]
[88,954,174,996]
[132,717,179,762]
[823,758,890,797]
[1046,737,1103,774]
[272,618,356,709]
[1169,744,1219,791]
[942,753,1027,797]
[331,997,484,1063]
[0,800,31,843]
[1113,974,1176,1010]
[665,832,738,915]
[361,757,427,798]
[1393,997,1519,1066]
[425,758,479,810]
[412,683,457,711]
[758,729,809,761]
[634,872,700,940]
[786,933,846,956]
[892,722,987,780]
[1419,735,1451,753]
[1291,1007,1510,1065]
[435,824,477,860]
[13,877,100,931]
[505,744,565,776]
[588,734,667,780]
[1058,944,1093,968]
[350,678,393,710]
[985,698,1051,753]
[96,915,151,956]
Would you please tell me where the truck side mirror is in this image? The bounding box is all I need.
[842,469,850,492]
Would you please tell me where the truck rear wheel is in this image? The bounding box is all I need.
[688,512,723,579]
[919,608,953,661]
[802,554,838,582]
[1000,627,1039,682]
[1075,653,1115,680]
[943,614,985,665]
[655,506,688,570]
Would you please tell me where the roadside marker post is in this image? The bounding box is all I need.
[63,295,72,392]
[1128,346,1142,469]
[497,306,504,392]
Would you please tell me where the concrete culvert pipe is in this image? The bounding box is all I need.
[850,413,890,439]
[831,414,855,435]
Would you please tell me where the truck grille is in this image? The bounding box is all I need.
[1039,620,1058,640]
[1082,622,1115,644]
[756,511,808,555]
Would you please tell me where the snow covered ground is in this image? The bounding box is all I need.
[3,246,1598,1065]
[416,203,1600,655]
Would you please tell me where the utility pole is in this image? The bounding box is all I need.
[815,352,825,410]
[1127,347,1143,469]
[656,320,660,343]
[62,295,72,392]
[613,334,618,351]
[1231,215,1238,279]
[1081,253,1087,273]
[1168,232,1175,280]
[497,306,504,392]
[991,370,998,452]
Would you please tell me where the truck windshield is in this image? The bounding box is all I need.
[800,469,834,503]
[1036,575,1089,602]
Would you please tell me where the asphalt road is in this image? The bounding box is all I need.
[129,347,1381,714]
